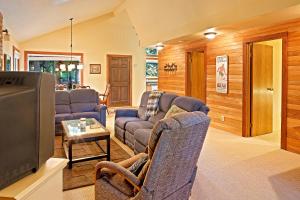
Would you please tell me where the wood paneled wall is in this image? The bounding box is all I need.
[158,44,186,95]
[158,18,300,154]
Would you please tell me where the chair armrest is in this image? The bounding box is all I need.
[95,104,107,112]
[95,161,141,189]
[115,108,138,119]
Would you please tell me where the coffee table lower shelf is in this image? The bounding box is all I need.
[62,135,110,169]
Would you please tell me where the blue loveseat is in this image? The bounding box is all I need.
[115,91,209,153]
[55,89,106,134]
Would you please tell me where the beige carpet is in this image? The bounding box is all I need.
[191,128,300,200]
[63,116,300,200]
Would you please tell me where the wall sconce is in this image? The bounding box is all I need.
[2,29,10,41]
[164,63,177,72]
[204,32,217,40]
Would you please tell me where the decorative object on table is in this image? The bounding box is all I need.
[99,84,111,115]
[90,64,101,74]
[216,55,228,94]
[163,62,177,72]
[56,18,84,90]
[79,118,86,131]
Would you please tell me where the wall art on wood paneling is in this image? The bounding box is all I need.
[216,55,228,94]
[90,64,101,74]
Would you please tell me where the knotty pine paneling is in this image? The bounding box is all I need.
[158,44,186,95]
[158,18,300,154]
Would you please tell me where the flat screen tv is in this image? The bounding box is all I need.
[0,72,55,189]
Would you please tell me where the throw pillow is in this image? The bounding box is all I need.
[145,91,164,117]
[128,155,149,176]
[164,104,187,119]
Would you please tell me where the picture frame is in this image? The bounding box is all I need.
[90,64,101,74]
[216,55,228,94]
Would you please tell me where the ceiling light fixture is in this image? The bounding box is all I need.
[204,32,217,40]
[155,43,165,51]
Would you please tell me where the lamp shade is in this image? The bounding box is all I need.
[59,64,66,71]
[68,64,75,71]
[77,64,83,70]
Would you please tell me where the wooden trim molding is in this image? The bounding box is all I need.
[242,32,288,149]
[24,50,84,84]
[12,46,20,71]
[106,54,132,106]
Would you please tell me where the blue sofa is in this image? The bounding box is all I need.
[115,91,209,153]
[55,89,107,134]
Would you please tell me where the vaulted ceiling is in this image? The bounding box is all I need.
[0,0,123,42]
[1,0,300,45]
[120,0,300,46]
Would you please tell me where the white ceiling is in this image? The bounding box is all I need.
[0,0,123,42]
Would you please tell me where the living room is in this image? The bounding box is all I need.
[1,0,300,200]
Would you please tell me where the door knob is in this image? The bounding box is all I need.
[267,88,274,91]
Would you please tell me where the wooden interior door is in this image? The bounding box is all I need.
[251,44,273,136]
[107,55,132,107]
[187,51,206,102]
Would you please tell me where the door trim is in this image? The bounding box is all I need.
[242,32,288,150]
[185,46,207,103]
[12,46,20,71]
[106,54,132,107]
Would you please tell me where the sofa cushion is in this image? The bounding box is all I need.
[134,129,152,146]
[115,117,142,129]
[125,121,154,133]
[56,105,71,114]
[72,112,100,121]
[172,96,208,113]
[55,113,73,124]
[159,93,177,112]
[70,89,98,104]
[55,91,70,105]
[71,103,97,113]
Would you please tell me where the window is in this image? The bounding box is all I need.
[29,60,80,84]
[145,48,158,91]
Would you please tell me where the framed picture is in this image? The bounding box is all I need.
[145,48,158,56]
[216,55,228,93]
[90,64,101,74]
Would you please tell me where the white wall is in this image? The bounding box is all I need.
[19,11,146,106]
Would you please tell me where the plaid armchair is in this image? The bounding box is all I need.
[95,111,210,200]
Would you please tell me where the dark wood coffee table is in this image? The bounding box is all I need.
[61,118,110,169]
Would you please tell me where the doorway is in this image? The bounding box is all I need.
[243,33,288,149]
[186,50,206,102]
[107,55,132,107]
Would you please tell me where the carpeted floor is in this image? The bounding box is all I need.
[63,116,300,200]
[54,136,130,191]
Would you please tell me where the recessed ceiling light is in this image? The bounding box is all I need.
[204,32,217,40]
[155,43,165,51]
